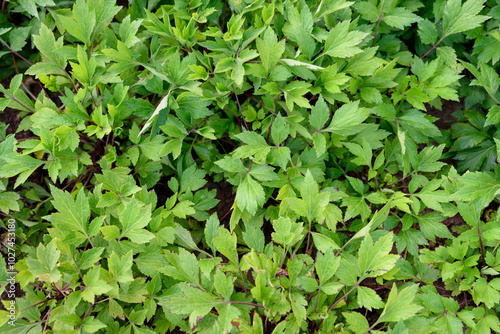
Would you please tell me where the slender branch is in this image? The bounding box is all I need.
[420,35,446,59]
[238,266,248,298]
[221,300,265,309]
[316,283,352,330]
[372,0,385,47]
[188,114,213,134]
[1,89,35,113]
[234,88,249,130]
[477,222,486,267]
[19,298,52,312]
[0,37,34,65]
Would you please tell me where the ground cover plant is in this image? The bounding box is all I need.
[0,0,499,332]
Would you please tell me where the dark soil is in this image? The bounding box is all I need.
[427,100,463,130]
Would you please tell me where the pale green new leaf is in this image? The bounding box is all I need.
[343,312,370,334]
[315,250,340,285]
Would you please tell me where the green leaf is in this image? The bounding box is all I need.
[416,212,453,242]
[58,0,96,45]
[322,21,368,58]
[282,5,316,60]
[82,316,106,333]
[236,174,265,215]
[26,241,61,283]
[0,154,44,188]
[233,131,270,162]
[344,138,372,167]
[161,248,200,285]
[81,267,112,303]
[79,247,105,270]
[358,233,398,278]
[383,7,422,30]
[204,214,220,254]
[44,186,91,239]
[378,284,423,323]
[0,191,20,214]
[119,199,154,244]
[213,228,238,264]
[256,28,285,74]
[315,250,340,285]
[136,245,169,277]
[357,286,384,311]
[317,65,350,94]
[311,232,340,252]
[343,312,370,334]
[160,284,222,328]
[214,269,234,300]
[109,251,134,283]
[271,113,289,146]
[9,26,31,52]
[452,171,500,207]
[324,101,369,136]
[442,0,489,36]
[309,96,330,130]
[271,216,304,248]
[418,19,438,45]
[416,144,446,172]
[174,224,200,251]
[290,292,307,327]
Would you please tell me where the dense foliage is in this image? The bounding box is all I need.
[0,0,500,333]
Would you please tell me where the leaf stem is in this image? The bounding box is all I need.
[0,37,34,65]
[1,89,35,113]
[234,88,249,130]
[372,0,385,47]
[222,300,265,309]
[420,35,446,59]
[316,282,353,330]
